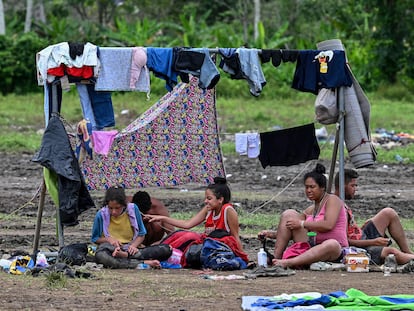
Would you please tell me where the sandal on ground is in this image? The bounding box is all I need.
[243,265,295,278]
[397,259,414,273]
[310,261,346,271]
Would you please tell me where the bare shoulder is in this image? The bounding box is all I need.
[150,198,169,216]
[327,193,341,203]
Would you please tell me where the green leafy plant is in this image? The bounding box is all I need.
[44,271,68,289]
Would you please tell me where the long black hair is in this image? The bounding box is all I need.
[206,176,231,204]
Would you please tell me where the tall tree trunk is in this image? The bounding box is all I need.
[24,0,33,33]
[253,0,260,41]
[37,0,46,24]
[0,0,5,35]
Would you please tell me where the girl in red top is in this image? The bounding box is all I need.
[147,176,247,261]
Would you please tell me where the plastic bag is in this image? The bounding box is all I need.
[9,255,35,275]
[315,88,338,125]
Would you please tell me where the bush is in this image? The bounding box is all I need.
[0,33,47,95]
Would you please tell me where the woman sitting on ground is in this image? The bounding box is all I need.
[146,176,249,268]
[91,186,172,269]
[262,163,348,269]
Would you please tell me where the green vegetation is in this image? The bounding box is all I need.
[1,0,414,95]
[44,271,68,289]
[0,78,413,164]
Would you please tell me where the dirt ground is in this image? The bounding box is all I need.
[1,152,414,311]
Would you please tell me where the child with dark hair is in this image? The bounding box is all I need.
[146,177,249,268]
[91,186,172,269]
[129,191,174,246]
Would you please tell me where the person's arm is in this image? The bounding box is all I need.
[258,230,277,240]
[303,195,342,232]
[349,237,391,247]
[225,206,244,251]
[91,212,103,244]
[147,206,207,229]
[152,198,175,233]
[127,206,147,254]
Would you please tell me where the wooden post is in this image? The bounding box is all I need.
[32,179,46,255]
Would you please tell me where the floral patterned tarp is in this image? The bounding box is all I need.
[81,77,225,190]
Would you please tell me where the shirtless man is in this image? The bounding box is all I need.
[129,191,175,246]
[335,168,414,266]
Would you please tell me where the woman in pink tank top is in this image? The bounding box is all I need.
[269,163,348,269]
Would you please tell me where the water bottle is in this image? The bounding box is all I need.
[0,258,12,272]
[307,231,317,247]
[384,254,397,276]
[136,262,150,270]
[257,248,268,267]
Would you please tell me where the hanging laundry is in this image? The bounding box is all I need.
[32,115,95,226]
[235,133,260,158]
[91,130,118,156]
[260,49,282,67]
[292,50,352,95]
[219,48,266,96]
[218,48,242,78]
[75,119,93,161]
[37,42,99,85]
[174,49,205,83]
[237,48,267,96]
[174,48,220,89]
[146,47,180,91]
[129,47,150,91]
[76,83,98,130]
[258,123,320,168]
[80,76,225,190]
[86,84,115,130]
[95,47,150,92]
[281,49,299,63]
[260,49,299,67]
[317,39,376,168]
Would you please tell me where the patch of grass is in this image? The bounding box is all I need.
[44,271,68,289]
[1,83,414,161]
[238,211,280,235]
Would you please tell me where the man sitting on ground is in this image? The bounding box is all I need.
[130,191,175,246]
[334,168,414,266]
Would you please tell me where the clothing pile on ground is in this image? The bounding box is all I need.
[242,288,414,311]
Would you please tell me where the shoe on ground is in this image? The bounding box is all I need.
[264,265,296,276]
[243,265,295,278]
[397,259,414,273]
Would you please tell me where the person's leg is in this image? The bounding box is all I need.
[273,209,308,259]
[371,208,413,254]
[95,243,138,268]
[381,247,414,265]
[130,244,173,261]
[273,239,342,268]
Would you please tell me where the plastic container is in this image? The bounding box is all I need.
[137,263,150,270]
[0,258,12,271]
[307,231,317,247]
[257,248,268,267]
[384,254,397,276]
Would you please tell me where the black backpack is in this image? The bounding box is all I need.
[58,243,88,266]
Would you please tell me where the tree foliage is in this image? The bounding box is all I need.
[0,0,412,95]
